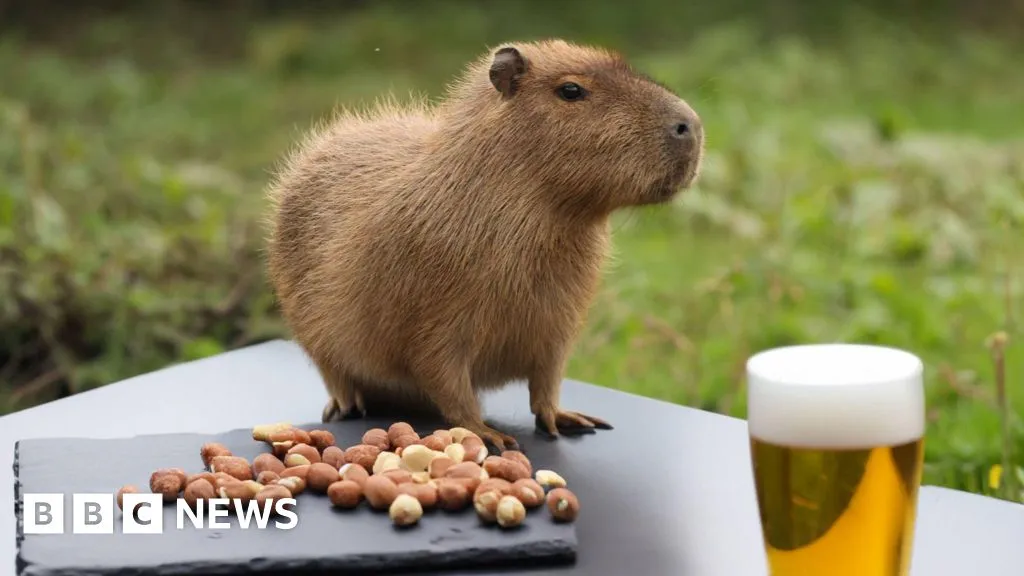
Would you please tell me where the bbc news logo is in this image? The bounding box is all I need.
[22,493,298,534]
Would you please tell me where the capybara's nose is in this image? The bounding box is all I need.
[668,115,701,143]
[667,100,702,145]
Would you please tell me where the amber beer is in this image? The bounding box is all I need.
[746,344,925,576]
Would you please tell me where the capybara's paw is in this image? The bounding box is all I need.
[535,409,613,438]
[339,404,366,420]
[322,389,365,422]
[466,424,520,453]
[321,398,342,423]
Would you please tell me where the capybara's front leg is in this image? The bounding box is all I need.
[416,365,520,452]
[529,358,613,438]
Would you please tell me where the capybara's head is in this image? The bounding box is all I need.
[458,39,703,213]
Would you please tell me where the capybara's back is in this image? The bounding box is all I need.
[268,99,435,324]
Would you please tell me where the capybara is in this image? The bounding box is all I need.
[265,39,704,450]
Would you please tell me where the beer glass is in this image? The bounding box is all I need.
[746,344,925,576]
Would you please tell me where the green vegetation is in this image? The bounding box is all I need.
[1,1,1021,502]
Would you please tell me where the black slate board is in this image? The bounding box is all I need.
[13,417,577,576]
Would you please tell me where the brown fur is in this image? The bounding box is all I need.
[264,39,703,450]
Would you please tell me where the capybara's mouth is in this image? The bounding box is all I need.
[648,156,699,203]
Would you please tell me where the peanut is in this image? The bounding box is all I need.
[397,482,438,509]
[186,472,217,487]
[286,443,321,465]
[200,443,232,468]
[429,456,455,479]
[116,485,139,510]
[339,463,369,487]
[308,429,336,452]
[381,469,413,485]
[290,428,313,446]
[535,469,567,490]
[252,422,292,442]
[444,463,483,491]
[483,456,531,482]
[272,441,294,458]
[322,446,346,469]
[150,468,186,501]
[327,480,363,509]
[254,484,292,512]
[364,475,400,510]
[461,436,487,465]
[475,478,513,498]
[256,471,281,485]
[512,478,545,508]
[501,450,532,476]
[218,480,262,502]
[442,477,479,494]
[169,468,188,485]
[281,465,310,480]
[372,451,401,475]
[389,493,423,527]
[443,443,466,464]
[275,476,306,496]
[392,432,420,450]
[184,478,215,509]
[307,462,340,493]
[436,480,471,511]
[473,489,501,523]
[400,444,435,472]
[411,471,431,484]
[449,427,478,443]
[284,453,312,467]
[213,472,238,490]
[444,461,483,480]
[344,445,381,471]
[209,456,253,481]
[496,495,526,528]
[432,429,453,446]
[546,488,579,522]
[253,453,286,476]
[421,434,447,452]
[267,429,294,443]
[387,422,415,446]
[268,429,301,444]
[361,428,390,451]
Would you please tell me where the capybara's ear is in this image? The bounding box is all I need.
[489,46,527,99]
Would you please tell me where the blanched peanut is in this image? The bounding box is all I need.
[496,495,526,528]
[400,444,436,472]
[535,469,567,490]
[444,443,466,463]
[389,493,423,526]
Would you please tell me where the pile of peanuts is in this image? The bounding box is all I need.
[115,421,579,529]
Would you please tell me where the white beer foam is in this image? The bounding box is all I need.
[746,344,925,448]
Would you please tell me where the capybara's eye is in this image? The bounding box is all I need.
[556,82,585,102]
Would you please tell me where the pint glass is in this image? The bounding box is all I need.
[746,344,925,576]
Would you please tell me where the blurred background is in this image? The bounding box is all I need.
[1,0,1021,502]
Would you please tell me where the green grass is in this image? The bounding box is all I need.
[1,1,1022,502]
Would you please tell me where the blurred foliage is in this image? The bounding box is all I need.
[0,0,1022,501]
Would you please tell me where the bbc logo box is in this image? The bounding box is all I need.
[23,493,164,534]
[22,492,298,534]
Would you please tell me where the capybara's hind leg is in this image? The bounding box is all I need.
[317,366,365,422]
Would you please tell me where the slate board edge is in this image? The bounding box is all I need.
[15,538,576,576]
